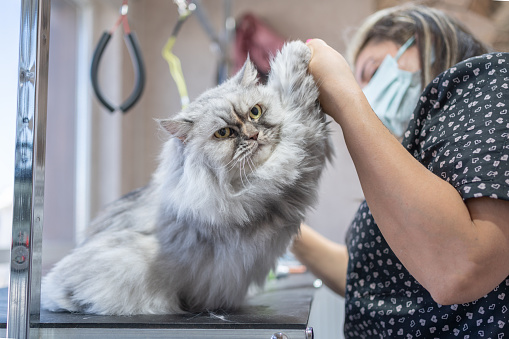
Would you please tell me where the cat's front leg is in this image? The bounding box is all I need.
[267,40,318,111]
[256,40,332,215]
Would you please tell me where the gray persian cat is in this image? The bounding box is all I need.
[41,40,332,315]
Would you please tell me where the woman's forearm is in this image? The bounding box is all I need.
[292,224,348,297]
[337,94,509,304]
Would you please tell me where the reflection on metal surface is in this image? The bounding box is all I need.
[305,327,314,339]
[7,0,50,338]
[11,246,29,271]
[313,279,323,288]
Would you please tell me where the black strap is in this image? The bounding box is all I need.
[90,31,145,113]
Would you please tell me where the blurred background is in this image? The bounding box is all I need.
[0,0,508,335]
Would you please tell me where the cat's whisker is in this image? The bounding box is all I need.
[238,159,246,189]
[240,159,248,189]
[241,157,253,189]
[226,157,239,172]
[243,161,252,188]
[229,150,247,172]
[208,156,236,171]
[247,156,256,175]
[245,158,256,184]
[236,156,247,189]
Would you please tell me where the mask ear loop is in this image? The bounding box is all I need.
[394,36,416,61]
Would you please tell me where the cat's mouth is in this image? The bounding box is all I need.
[232,141,268,172]
[228,129,279,186]
[240,141,261,164]
[249,139,271,162]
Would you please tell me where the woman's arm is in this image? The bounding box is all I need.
[306,39,509,305]
[292,224,348,297]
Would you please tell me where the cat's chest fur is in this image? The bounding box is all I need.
[152,210,296,312]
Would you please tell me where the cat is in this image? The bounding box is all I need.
[41,40,332,315]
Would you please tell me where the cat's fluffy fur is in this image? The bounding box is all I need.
[41,41,332,315]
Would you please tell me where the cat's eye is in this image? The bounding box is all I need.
[249,104,263,120]
[214,127,233,139]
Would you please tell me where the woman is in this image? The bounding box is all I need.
[293,4,509,338]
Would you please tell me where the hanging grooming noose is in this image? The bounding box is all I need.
[161,0,196,109]
[161,0,234,110]
[90,0,146,113]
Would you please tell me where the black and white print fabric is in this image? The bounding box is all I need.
[344,52,509,338]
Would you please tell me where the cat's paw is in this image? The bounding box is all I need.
[274,40,311,77]
[280,40,312,64]
[269,40,311,80]
[267,40,318,109]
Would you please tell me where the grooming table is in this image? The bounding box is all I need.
[1,273,317,338]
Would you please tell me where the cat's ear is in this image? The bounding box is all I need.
[232,56,258,87]
[158,117,193,142]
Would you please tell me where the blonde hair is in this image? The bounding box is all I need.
[347,4,489,88]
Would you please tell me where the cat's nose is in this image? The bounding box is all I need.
[249,132,259,140]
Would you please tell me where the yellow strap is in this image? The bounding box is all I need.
[162,35,190,108]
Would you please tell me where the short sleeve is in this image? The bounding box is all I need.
[402,52,509,201]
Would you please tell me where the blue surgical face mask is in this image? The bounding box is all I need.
[362,37,422,139]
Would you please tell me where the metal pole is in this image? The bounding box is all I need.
[7,0,50,338]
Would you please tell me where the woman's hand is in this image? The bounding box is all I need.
[306,39,365,123]
[292,223,349,297]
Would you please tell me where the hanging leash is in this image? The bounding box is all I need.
[162,0,234,109]
[162,0,196,109]
[90,0,146,113]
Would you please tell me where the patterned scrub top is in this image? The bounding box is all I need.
[344,52,509,338]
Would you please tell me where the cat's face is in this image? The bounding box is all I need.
[160,60,284,185]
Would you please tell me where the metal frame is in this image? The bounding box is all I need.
[11,328,314,339]
[7,0,51,338]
